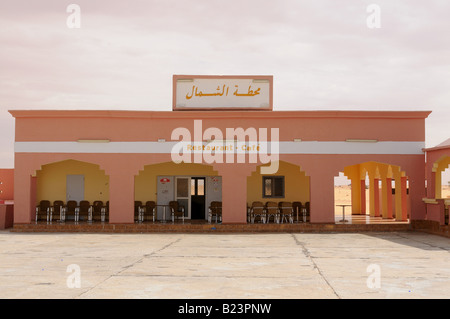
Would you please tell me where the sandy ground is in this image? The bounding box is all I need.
[1,231,449,299]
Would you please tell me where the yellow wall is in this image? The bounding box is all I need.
[247,161,310,205]
[135,162,218,202]
[36,160,109,204]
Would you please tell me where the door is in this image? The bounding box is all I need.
[191,177,206,219]
[175,177,190,219]
[157,176,174,221]
[66,175,84,203]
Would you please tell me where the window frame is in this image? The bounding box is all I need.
[262,176,285,198]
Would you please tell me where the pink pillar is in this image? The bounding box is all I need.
[13,168,33,224]
[385,178,393,219]
[309,171,335,223]
[108,171,135,224]
[30,176,37,221]
[374,178,381,217]
[215,164,253,224]
[400,176,408,221]
[427,171,436,198]
[360,179,366,214]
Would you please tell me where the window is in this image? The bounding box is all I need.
[263,176,285,198]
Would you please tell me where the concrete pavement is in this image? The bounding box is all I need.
[0,231,449,299]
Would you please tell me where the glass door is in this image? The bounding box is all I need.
[190,177,206,220]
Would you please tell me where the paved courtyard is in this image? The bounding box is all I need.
[0,230,449,299]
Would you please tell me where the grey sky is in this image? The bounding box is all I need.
[0,0,449,181]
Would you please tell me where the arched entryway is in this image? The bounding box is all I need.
[432,156,450,199]
[335,161,410,223]
[247,160,310,223]
[135,162,220,222]
[34,159,109,222]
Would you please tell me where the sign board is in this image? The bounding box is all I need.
[173,75,273,111]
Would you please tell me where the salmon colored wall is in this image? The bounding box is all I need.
[10,110,429,143]
[247,161,310,205]
[0,169,14,200]
[135,162,218,202]
[36,159,109,204]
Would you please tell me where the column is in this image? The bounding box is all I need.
[215,164,254,224]
[108,171,135,224]
[369,176,376,217]
[435,170,442,199]
[360,179,366,215]
[383,178,393,219]
[399,176,408,221]
[309,170,335,223]
[350,177,361,215]
[373,178,381,217]
[13,169,33,224]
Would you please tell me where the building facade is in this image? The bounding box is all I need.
[9,108,430,225]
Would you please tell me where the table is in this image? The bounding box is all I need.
[336,204,351,223]
[301,207,307,223]
[294,206,308,223]
[156,204,171,223]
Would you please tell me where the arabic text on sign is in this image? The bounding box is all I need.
[185,85,261,100]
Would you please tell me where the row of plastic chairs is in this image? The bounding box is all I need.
[36,200,109,223]
[247,201,310,224]
[134,201,185,223]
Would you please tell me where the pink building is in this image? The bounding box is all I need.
[5,75,446,232]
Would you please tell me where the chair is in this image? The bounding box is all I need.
[279,202,294,224]
[140,201,156,223]
[76,200,91,222]
[250,201,266,224]
[208,201,222,224]
[101,201,109,222]
[91,201,104,222]
[134,201,143,223]
[305,201,310,222]
[265,201,280,223]
[63,200,78,222]
[292,201,302,223]
[35,200,51,223]
[169,201,185,224]
[51,200,65,222]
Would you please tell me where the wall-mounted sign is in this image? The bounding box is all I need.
[160,178,171,184]
[173,75,273,111]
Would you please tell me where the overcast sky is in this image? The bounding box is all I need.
[0,0,449,180]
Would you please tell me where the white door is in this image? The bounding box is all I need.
[175,176,191,219]
[156,176,174,221]
[66,174,84,203]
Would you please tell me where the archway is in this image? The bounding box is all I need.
[335,161,410,223]
[135,162,220,222]
[433,156,450,199]
[247,160,310,223]
[35,159,109,222]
